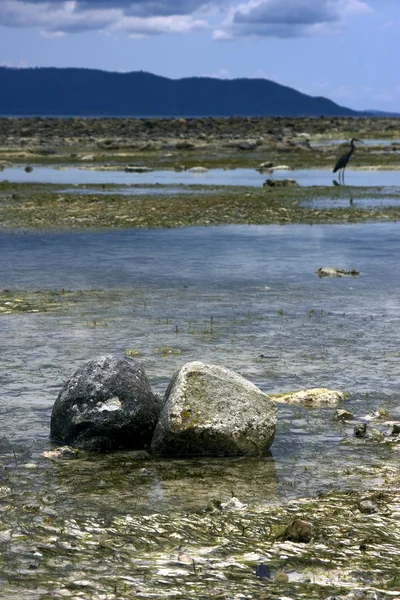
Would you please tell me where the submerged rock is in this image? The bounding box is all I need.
[42,446,80,460]
[151,361,277,457]
[271,387,346,408]
[50,354,161,451]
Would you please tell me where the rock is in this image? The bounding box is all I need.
[271,387,346,408]
[354,423,368,438]
[391,423,400,436]
[263,178,299,188]
[38,146,57,155]
[237,140,259,151]
[50,354,161,451]
[316,267,360,278]
[42,446,80,460]
[335,409,354,421]
[175,141,195,150]
[281,518,313,543]
[366,427,385,442]
[272,165,290,170]
[358,499,378,514]
[151,361,277,457]
[124,166,152,173]
[274,571,289,583]
[221,497,247,511]
[258,161,274,169]
[188,166,208,173]
[364,408,391,421]
[353,424,385,442]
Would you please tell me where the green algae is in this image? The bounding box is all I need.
[0,182,399,230]
[1,449,400,599]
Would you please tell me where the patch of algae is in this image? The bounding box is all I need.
[0,480,399,599]
[0,182,399,230]
[0,288,130,315]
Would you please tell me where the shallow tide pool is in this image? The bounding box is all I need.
[1,222,400,598]
[2,165,399,187]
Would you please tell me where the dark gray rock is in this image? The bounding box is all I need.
[263,178,299,188]
[151,361,277,457]
[50,354,161,452]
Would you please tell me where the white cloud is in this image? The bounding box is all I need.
[216,0,372,39]
[0,59,29,67]
[0,0,373,38]
[0,0,208,35]
[206,67,233,78]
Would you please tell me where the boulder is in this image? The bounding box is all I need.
[50,354,161,452]
[151,361,277,457]
[271,387,346,408]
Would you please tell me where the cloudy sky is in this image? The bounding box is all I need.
[0,0,398,112]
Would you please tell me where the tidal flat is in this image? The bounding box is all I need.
[1,118,400,599]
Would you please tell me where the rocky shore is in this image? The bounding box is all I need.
[0,116,399,230]
[0,116,399,170]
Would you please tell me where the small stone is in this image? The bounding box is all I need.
[391,423,400,436]
[336,409,354,421]
[366,427,385,442]
[275,571,289,583]
[205,498,223,513]
[358,500,378,514]
[281,518,313,543]
[354,423,368,438]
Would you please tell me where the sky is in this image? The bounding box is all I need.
[0,0,399,112]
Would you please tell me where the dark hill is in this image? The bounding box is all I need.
[0,67,361,117]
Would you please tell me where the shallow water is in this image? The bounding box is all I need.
[2,165,399,187]
[1,222,400,598]
[310,138,400,147]
[303,196,400,209]
[1,223,400,506]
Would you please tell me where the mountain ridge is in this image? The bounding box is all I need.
[0,66,370,117]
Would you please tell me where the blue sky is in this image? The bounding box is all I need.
[0,0,398,112]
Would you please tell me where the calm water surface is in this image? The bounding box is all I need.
[2,165,399,187]
[1,223,399,511]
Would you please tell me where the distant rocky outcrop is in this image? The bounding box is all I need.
[151,361,277,457]
[0,67,363,117]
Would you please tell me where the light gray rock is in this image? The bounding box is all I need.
[151,361,277,457]
[50,354,161,452]
[316,267,360,278]
[188,166,208,173]
[271,387,346,408]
